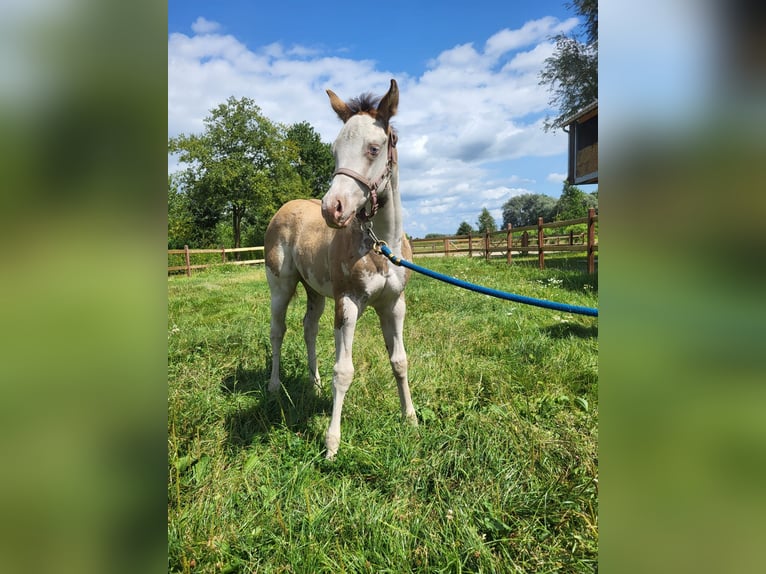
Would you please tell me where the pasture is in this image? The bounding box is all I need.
[168,255,598,573]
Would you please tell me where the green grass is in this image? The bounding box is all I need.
[168,254,598,573]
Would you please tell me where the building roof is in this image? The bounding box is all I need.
[559,100,598,128]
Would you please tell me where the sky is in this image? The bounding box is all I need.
[168,0,594,237]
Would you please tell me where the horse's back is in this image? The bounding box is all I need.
[265,199,333,293]
[266,198,321,237]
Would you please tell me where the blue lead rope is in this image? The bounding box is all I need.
[378,243,598,317]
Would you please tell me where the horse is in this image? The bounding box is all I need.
[264,79,416,459]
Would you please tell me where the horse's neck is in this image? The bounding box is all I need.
[372,169,404,250]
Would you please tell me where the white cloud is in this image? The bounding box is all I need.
[547,172,567,184]
[427,42,484,70]
[168,16,571,235]
[190,17,222,35]
[505,42,557,72]
[484,16,579,57]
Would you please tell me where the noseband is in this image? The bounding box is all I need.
[332,130,398,222]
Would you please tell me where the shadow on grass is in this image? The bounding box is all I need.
[221,364,331,448]
[542,322,598,339]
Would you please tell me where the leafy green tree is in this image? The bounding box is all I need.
[286,122,334,198]
[456,221,474,236]
[539,0,597,130]
[554,181,591,220]
[476,208,498,234]
[502,193,557,228]
[167,174,195,249]
[585,190,598,211]
[168,97,303,248]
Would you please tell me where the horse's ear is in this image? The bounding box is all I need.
[376,79,399,126]
[327,89,353,123]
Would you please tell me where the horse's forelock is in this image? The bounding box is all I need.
[346,93,381,116]
[344,94,399,140]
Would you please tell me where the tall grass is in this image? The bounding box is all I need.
[168,254,598,573]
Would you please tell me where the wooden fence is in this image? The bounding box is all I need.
[410,208,598,273]
[168,246,265,276]
[168,209,597,276]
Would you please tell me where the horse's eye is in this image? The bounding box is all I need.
[368,145,380,157]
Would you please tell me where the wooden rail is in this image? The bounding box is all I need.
[410,208,598,273]
[168,246,265,276]
[169,210,598,277]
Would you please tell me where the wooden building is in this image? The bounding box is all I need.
[562,100,598,185]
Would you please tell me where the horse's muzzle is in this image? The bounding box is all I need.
[321,195,352,228]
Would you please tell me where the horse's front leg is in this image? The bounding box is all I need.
[377,294,417,425]
[325,295,360,459]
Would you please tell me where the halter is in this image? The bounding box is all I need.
[332,129,398,222]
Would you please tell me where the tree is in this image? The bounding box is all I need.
[167,173,195,249]
[168,97,303,248]
[554,181,590,220]
[585,190,598,211]
[476,208,498,234]
[502,193,557,228]
[539,0,597,130]
[456,221,474,236]
[286,122,334,198]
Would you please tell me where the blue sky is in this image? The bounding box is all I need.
[168,0,592,236]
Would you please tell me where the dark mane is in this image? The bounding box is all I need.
[346,92,381,116]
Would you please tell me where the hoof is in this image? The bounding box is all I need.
[405,412,418,427]
[325,433,340,459]
[267,380,281,393]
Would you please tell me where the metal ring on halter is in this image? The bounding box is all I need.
[362,222,386,253]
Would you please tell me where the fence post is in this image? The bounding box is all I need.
[444,237,450,257]
[184,245,191,277]
[587,207,596,274]
[221,245,226,264]
[537,217,545,270]
[468,232,473,258]
[506,223,513,265]
[484,229,490,261]
[521,231,529,256]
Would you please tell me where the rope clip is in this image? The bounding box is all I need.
[362,222,387,253]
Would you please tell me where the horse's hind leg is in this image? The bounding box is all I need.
[267,268,297,393]
[303,286,325,387]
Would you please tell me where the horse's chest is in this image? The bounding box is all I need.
[337,253,405,301]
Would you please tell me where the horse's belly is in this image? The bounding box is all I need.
[297,261,334,298]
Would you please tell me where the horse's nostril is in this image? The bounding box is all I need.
[335,200,342,215]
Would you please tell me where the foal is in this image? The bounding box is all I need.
[264,79,416,459]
